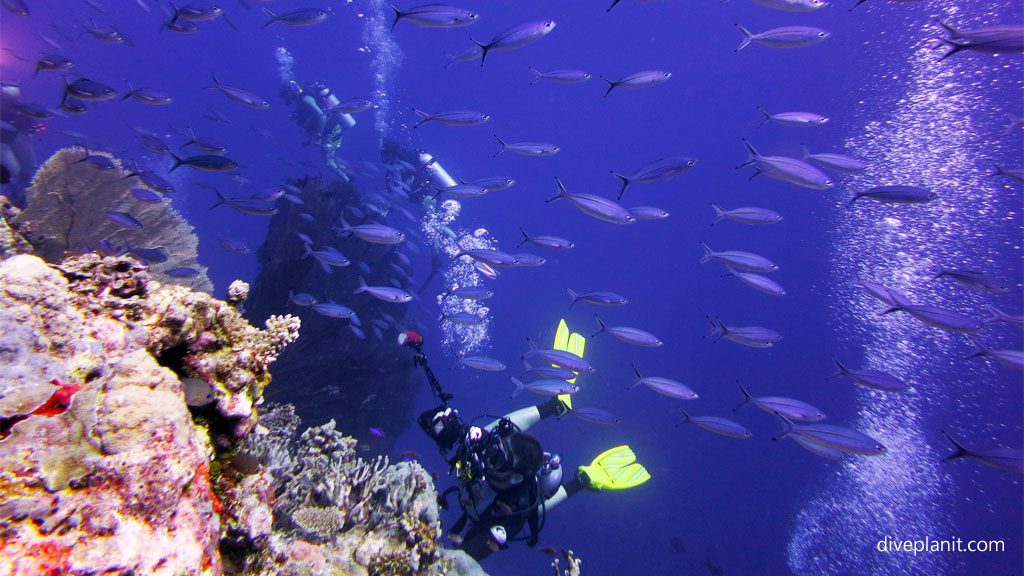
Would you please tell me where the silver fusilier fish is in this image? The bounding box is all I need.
[611,156,697,199]
[169,152,238,173]
[510,376,578,398]
[933,269,1008,293]
[700,243,778,273]
[391,4,478,31]
[592,316,662,347]
[749,0,825,12]
[629,365,698,400]
[336,216,405,244]
[529,67,591,85]
[523,338,594,373]
[801,144,866,172]
[739,139,832,190]
[459,356,506,372]
[302,245,350,273]
[935,21,1024,61]
[520,229,574,250]
[722,266,786,296]
[628,206,671,220]
[735,24,830,51]
[572,407,621,425]
[207,73,270,109]
[261,7,331,28]
[412,108,490,128]
[757,108,829,128]
[121,81,172,105]
[965,338,1024,371]
[493,135,560,157]
[602,70,672,98]
[847,185,937,208]
[941,431,1024,473]
[880,303,983,333]
[706,317,782,348]
[567,289,628,309]
[734,382,824,421]
[677,410,752,439]
[711,204,783,226]
[354,277,413,304]
[473,20,557,66]
[829,359,908,392]
[446,286,494,300]
[775,414,886,456]
[548,177,635,225]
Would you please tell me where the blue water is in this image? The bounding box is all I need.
[2,1,1021,575]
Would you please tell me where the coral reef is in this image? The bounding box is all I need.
[239,406,487,576]
[0,195,32,259]
[0,252,483,576]
[0,254,221,575]
[10,147,213,292]
[244,176,422,448]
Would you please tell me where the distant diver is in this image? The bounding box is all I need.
[281,78,355,182]
[400,319,650,560]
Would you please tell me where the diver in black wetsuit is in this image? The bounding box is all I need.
[399,330,650,561]
[282,79,353,181]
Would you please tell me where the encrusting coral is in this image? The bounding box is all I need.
[10,147,213,292]
[0,251,486,576]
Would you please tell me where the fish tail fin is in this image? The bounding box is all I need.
[601,76,616,98]
[740,138,759,162]
[525,336,539,352]
[511,376,525,398]
[940,430,970,462]
[772,412,794,440]
[120,80,134,101]
[936,38,963,62]
[390,6,402,31]
[443,53,457,68]
[518,228,531,248]
[493,134,507,157]
[934,20,959,36]
[983,305,1005,325]
[529,67,543,84]
[710,204,726,226]
[757,107,771,128]
[987,163,1003,177]
[354,276,368,294]
[300,244,312,259]
[169,151,184,173]
[734,380,751,412]
[800,142,811,159]
[630,363,643,383]
[735,24,753,51]
[410,108,430,128]
[879,306,902,316]
[963,336,986,360]
[546,177,568,203]
[699,242,715,264]
[209,187,226,210]
[611,171,631,199]
[704,316,726,341]
[430,184,443,199]
[828,357,847,380]
[472,39,489,67]
[675,409,692,427]
[590,315,607,338]
[260,7,278,28]
[567,288,580,310]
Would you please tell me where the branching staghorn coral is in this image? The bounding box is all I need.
[11,147,212,292]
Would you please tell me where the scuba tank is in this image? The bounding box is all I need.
[419,152,457,188]
[538,452,563,499]
[317,84,356,129]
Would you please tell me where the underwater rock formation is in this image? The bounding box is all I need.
[244,176,422,446]
[10,147,212,292]
[0,252,483,576]
[0,196,32,259]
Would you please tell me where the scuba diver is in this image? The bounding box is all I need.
[281,78,355,182]
[399,320,650,561]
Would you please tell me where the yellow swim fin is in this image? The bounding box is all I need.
[577,445,651,491]
[552,319,586,409]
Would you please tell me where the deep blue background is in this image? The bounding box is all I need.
[2,1,1021,575]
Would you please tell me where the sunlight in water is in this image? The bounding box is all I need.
[789,4,1022,576]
